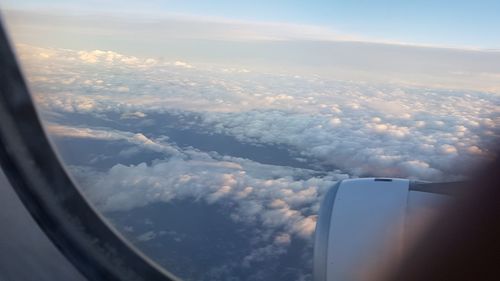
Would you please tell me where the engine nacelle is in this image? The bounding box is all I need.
[313,178,451,281]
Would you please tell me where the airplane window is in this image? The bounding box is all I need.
[1,1,499,281]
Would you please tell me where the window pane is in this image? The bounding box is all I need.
[2,1,499,280]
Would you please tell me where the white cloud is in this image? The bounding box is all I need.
[241,243,287,268]
[173,61,193,68]
[52,121,345,246]
[467,145,483,155]
[116,86,130,92]
[137,231,156,242]
[20,44,497,182]
[439,144,458,155]
[68,138,345,240]
[15,43,498,279]
[77,50,140,65]
[329,117,342,126]
[64,140,343,273]
[47,124,182,156]
[274,233,291,245]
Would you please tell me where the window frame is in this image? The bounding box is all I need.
[0,21,178,281]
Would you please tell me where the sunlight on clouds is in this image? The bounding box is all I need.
[12,42,498,281]
[22,44,497,182]
[3,3,499,279]
[78,50,140,65]
[68,140,345,243]
[174,61,193,68]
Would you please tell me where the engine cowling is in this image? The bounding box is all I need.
[313,178,451,281]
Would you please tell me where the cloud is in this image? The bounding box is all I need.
[136,231,156,242]
[66,137,337,239]
[5,9,355,43]
[20,44,498,181]
[14,43,498,280]
[77,50,140,65]
[120,111,147,119]
[200,106,497,180]
[51,121,344,241]
[72,149,343,237]
[65,135,346,270]
[47,124,182,156]
[173,61,193,68]
[8,7,500,92]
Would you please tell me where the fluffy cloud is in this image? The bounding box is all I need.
[49,122,345,239]
[17,43,498,280]
[173,61,193,68]
[21,44,498,181]
[47,124,181,156]
[65,133,346,268]
[70,141,344,238]
[200,107,497,180]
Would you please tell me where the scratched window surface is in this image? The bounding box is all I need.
[2,1,499,280]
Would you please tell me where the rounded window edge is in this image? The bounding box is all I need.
[0,20,179,281]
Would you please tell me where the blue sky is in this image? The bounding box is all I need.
[2,0,500,49]
[2,0,500,92]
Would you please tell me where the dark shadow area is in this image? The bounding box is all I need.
[0,169,86,281]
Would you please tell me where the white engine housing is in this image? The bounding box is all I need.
[313,178,450,281]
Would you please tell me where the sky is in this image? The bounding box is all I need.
[2,0,500,49]
[2,1,500,92]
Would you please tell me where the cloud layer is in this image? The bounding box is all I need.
[15,44,499,280]
[7,8,500,92]
[62,127,346,275]
[22,44,499,182]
